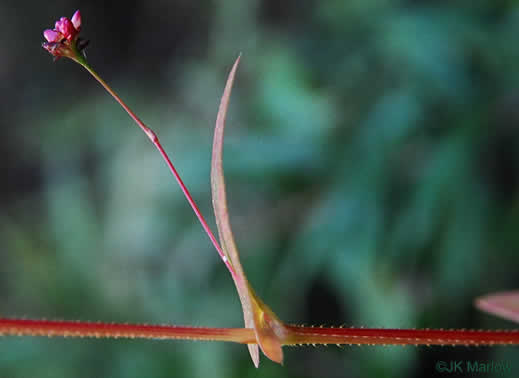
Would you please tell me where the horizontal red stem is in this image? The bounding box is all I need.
[285,325,519,346]
[0,318,255,344]
[2,318,518,347]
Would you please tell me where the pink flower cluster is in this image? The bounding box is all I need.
[42,10,85,60]
[43,10,81,43]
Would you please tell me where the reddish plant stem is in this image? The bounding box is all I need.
[2,318,518,346]
[0,318,254,344]
[284,325,519,346]
[79,63,236,280]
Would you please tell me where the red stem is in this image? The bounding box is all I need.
[2,318,518,346]
[284,325,519,346]
[79,63,237,280]
[0,318,254,344]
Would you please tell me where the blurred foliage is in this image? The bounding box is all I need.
[2,0,519,377]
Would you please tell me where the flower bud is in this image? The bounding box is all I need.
[71,10,81,31]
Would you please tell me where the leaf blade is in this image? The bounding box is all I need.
[210,56,286,366]
[211,55,260,367]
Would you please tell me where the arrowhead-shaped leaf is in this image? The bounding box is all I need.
[476,290,519,324]
[211,56,287,366]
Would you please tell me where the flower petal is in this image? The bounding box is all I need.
[71,10,81,31]
[43,29,61,43]
[55,17,67,34]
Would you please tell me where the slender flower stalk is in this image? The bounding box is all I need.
[42,10,237,280]
[79,61,237,281]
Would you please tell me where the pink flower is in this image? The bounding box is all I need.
[55,17,77,41]
[42,10,86,61]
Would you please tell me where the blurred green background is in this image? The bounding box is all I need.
[2,1,519,377]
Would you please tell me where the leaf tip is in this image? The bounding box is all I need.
[475,290,519,324]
